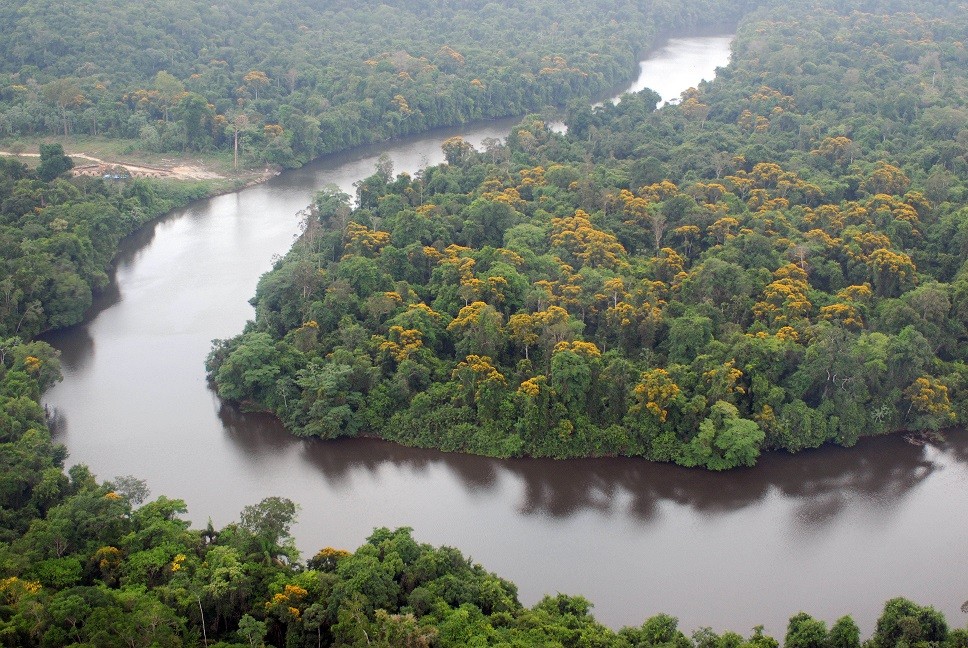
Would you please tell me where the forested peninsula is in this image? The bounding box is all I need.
[208,0,968,469]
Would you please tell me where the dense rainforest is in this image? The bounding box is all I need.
[0,338,963,643]
[208,0,968,469]
[0,0,757,167]
[1,0,967,644]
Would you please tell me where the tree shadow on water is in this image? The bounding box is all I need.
[41,324,97,373]
[300,436,502,493]
[217,400,300,455]
[217,400,964,529]
[468,432,954,525]
[519,432,952,524]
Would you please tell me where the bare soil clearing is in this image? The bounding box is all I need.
[0,149,229,181]
[0,142,278,187]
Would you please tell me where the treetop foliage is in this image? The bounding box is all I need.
[0,0,757,165]
[208,0,968,469]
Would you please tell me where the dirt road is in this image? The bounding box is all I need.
[0,150,226,180]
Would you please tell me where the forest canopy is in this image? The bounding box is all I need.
[1,334,965,644]
[208,0,968,469]
[0,0,756,166]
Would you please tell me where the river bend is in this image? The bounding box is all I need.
[42,34,968,635]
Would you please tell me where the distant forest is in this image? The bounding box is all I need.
[0,0,756,166]
[208,0,968,468]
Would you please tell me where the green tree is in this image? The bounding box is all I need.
[871,598,948,648]
[240,496,300,564]
[174,92,214,150]
[828,616,860,648]
[680,401,765,470]
[666,315,713,364]
[37,143,74,182]
[42,78,84,138]
[211,332,284,404]
[784,612,827,648]
[237,613,268,647]
[153,71,185,123]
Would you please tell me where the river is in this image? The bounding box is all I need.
[42,34,968,636]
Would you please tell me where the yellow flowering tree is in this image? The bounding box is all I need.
[507,313,539,360]
[452,355,507,411]
[867,248,917,297]
[447,301,505,357]
[631,369,682,423]
[342,222,391,259]
[376,326,424,363]
[753,263,813,329]
[550,210,628,270]
[904,375,956,430]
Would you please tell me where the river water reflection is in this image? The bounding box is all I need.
[42,33,968,636]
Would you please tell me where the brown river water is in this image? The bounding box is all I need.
[42,34,968,636]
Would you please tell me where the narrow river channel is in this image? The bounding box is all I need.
[42,34,968,635]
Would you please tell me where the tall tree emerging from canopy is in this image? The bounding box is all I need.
[42,77,84,138]
[153,70,185,123]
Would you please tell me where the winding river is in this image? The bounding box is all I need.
[42,34,968,636]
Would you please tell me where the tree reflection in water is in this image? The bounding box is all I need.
[219,393,962,530]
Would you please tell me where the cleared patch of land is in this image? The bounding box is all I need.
[0,136,276,186]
